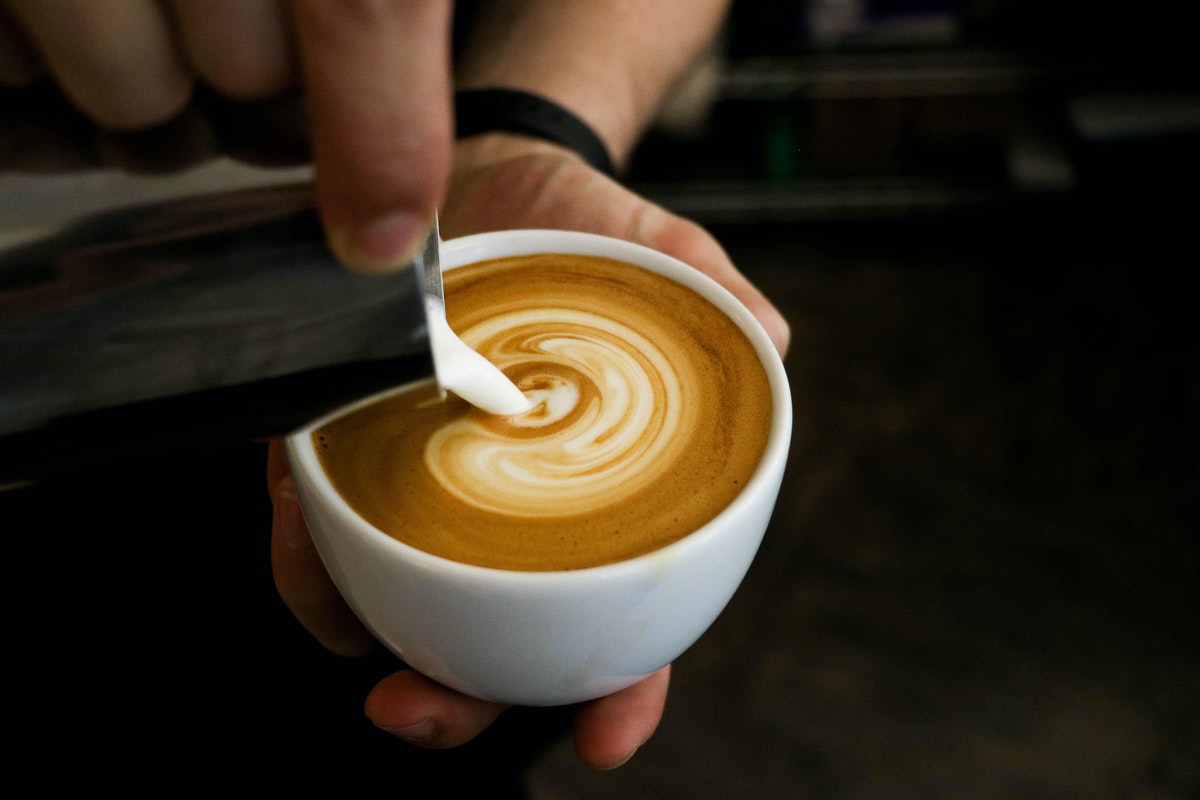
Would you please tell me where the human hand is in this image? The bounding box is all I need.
[0,0,452,271]
[440,133,791,356]
[266,133,789,769]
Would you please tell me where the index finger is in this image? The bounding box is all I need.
[288,0,454,273]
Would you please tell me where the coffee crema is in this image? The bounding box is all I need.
[313,253,773,571]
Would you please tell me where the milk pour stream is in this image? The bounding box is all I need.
[419,222,534,416]
[424,308,534,415]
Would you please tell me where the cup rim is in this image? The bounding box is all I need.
[286,229,792,583]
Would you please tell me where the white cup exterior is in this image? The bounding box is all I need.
[285,230,792,706]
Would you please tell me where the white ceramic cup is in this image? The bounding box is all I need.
[285,229,792,706]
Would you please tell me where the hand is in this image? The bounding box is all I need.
[266,134,789,770]
[0,0,452,271]
[440,133,791,357]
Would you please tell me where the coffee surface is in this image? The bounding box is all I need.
[313,253,773,571]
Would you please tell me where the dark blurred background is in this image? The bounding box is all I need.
[3,1,1197,797]
[541,3,1199,797]
[628,0,1199,224]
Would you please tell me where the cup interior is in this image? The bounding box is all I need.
[287,229,792,579]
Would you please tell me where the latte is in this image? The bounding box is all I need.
[312,252,773,571]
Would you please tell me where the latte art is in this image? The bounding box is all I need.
[314,253,772,571]
[426,309,688,517]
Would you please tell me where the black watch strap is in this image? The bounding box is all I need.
[454,88,617,177]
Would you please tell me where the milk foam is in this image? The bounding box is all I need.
[425,309,688,516]
[312,253,772,571]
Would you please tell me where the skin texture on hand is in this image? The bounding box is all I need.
[267,137,790,770]
[2,0,194,129]
[442,135,791,356]
[0,0,453,273]
[454,0,732,170]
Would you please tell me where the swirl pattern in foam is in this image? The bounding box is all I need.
[426,307,691,516]
[313,253,773,571]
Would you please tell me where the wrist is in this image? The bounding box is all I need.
[454,1,731,168]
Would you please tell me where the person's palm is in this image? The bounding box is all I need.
[268,144,788,770]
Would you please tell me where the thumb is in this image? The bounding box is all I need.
[289,0,453,273]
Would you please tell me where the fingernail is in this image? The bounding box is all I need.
[599,748,638,770]
[381,719,437,743]
[337,212,425,274]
